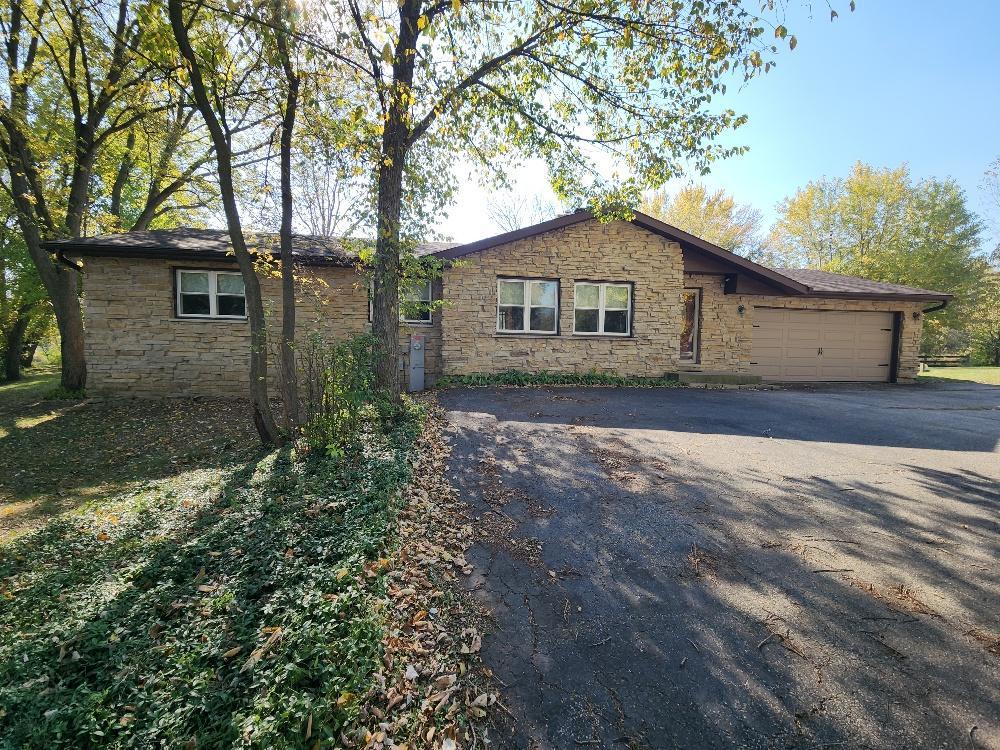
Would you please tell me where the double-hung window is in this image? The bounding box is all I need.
[497,278,558,334]
[400,279,433,323]
[573,282,631,335]
[176,269,246,318]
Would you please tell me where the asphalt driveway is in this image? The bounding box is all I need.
[440,382,1000,750]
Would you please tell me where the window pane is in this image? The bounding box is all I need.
[180,293,210,315]
[218,295,246,317]
[180,272,209,293]
[680,291,698,359]
[498,305,524,330]
[605,285,630,310]
[575,308,599,332]
[529,306,556,332]
[402,304,431,322]
[575,283,599,308]
[530,281,557,307]
[403,280,431,302]
[498,280,524,305]
[604,309,628,334]
[217,273,245,295]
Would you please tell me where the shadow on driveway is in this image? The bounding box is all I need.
[441,386,1000,749]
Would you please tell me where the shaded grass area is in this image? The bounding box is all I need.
[0,369,259,542]
[0,371,424,748]
[918,366,1000,385]
[436,369,683,388]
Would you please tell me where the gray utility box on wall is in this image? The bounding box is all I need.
[408,333,425,392]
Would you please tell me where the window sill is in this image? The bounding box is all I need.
[571,333,633,338]
[493,331,559,338]
[401,320,434,326]
[170,317,248,323]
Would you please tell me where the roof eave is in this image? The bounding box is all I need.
[434,211,595,259]
[434,209,813,295]
[800,291,954,303]
[628,212,811,295]
[45,244,356,268]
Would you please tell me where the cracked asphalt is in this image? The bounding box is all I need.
[440,382,1000,750]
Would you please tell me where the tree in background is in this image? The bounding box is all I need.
[966,258,1000,365]
[983,157,1000,255]
[772,162,985,352]
[643,184,773,262]
[0,0,217,392]
[0,197,49,380]
[289,119,367,239]
[488,193,562,234]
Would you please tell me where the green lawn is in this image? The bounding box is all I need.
[0,368,426,748]
[917,366,1000,385]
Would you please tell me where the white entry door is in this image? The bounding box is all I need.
[751,308,894,382]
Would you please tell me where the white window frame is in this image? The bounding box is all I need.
[572,282,632,336]
[680,288,701,361]
[400,279,433,324]
[496,278,559,335]
[175,269,247,319]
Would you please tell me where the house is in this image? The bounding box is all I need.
[45,210,951,397]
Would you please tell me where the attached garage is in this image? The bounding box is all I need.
[751,308,896,382]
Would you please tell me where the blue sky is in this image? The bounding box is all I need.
[440,0,1000,248]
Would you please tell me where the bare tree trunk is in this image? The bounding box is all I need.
[371,0,421,398]
[275,0,299,431]
[1,141,88,391]
[20,340,37,367]
[373,155,404,397]
[3,307,30,381]
[168,0,283,446]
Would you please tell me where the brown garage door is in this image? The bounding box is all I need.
[751,308,894,382]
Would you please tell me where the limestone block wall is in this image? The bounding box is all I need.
[81,257,375,397]
[439,219,686,377]
[687,272,927,381]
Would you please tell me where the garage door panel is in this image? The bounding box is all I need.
[751,308,893,382]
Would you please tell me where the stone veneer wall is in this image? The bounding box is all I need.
[81,256,439,397]
[686,272,927,381]
[439,219,686,377]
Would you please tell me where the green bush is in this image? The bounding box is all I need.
[435,369,682,388]
[299,334,394,458]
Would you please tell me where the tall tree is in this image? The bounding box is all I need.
[324,0,829,395]
[773,162,986,350]
[168,0,287,444]
[272,0,301,430]
[643,184,772,261]
[0,0,209,391]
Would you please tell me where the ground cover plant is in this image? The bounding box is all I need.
[0,362,435,748]
[435,370,683,389]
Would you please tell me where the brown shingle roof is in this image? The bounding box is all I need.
[45,228,458,265]
[45,221,951,302]
[775,268,951,300]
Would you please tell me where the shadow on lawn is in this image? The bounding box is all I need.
[0,440,395,748]
[443,401,1000,749]
[0,393,260,539]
